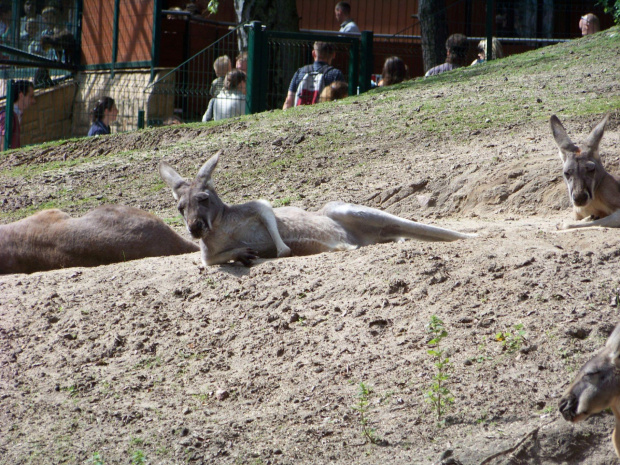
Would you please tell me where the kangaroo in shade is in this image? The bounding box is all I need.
[559,322,620,459]
[0,205,199,274]
[158,151,474,267]
[551,114,620,229]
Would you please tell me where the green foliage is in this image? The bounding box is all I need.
[207,0,219,15]
[495,324,527,353]
[351,382,380,444]
[130,450,146,465]
[424,316,454,422]
[597,0,620,23]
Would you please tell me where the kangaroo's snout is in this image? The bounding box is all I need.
[572,189,591,207]
[558,394,577,422]
[188,218,207,238]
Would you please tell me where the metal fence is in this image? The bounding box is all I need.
[0,0,602,151]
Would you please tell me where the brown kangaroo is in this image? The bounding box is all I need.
[559,323,620,459]
[0,205,199,274]
[550,114,620,229]
[159,151,474,267]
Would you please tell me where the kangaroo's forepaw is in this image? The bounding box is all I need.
[277,245,292,258]
[237,248,259,266]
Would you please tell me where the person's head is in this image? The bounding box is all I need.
[13,80,35,111]
[24,0,37,17]
[579,13,600,36]
[213,55,231,78]
[25,18,39,37]
[320,81,348,102]
[477,37,504,61]
[312,41,336,64]
[445,33,469,66]
[380,56,408,86]
[41,6,58,28]
[91,97,118,124]
[236,51,248,72]
[163,115,183,126]
[335,2,351,23]
[224,69,246,93]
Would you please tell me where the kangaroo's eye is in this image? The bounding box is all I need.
[177,204,186,215]
[564,171,572,178]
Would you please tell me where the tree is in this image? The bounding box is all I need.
[418,0,448,73]
[597,0,620,23]
[234,0,299,50]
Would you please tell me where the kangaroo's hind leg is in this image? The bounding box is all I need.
[319,201,473,245]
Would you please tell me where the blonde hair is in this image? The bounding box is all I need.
[478,37,504,60]
[213,55,231,77]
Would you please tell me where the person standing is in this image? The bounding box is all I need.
[0,80,36,150]
[88,97,118,136]
[335,2,360,34]
[282,41,345,109]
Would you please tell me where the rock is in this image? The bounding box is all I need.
[215,389,229,401]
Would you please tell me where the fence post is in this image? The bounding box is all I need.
[3,80,14,151]
[359,31,373,94]
[137,110,145,129]
[348,39,359,97]
[247,21,267,114]
[486,0,494,61]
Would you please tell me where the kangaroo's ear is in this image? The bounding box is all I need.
[159,161,188,201]
[196,150,222,191]
[585,114,609,159]
[550,115,579,162]
[606,322,620,351]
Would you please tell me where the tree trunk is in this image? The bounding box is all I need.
[418,0,448,73]
[235,0,299,50]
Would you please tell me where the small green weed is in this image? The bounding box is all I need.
[424,316,454,422]
[86,452,104,465]
[351,382,380,444]
[495,324,527,353]
[130,450,146,465]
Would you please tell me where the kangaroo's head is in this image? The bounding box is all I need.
[159,151,225,239]
[559,323,620,423]
[550,114,609,208]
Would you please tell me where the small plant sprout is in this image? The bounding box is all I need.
[424,315,454,422]
[87,452,104,465]
[351,381,380,444]
[495,323,527,353]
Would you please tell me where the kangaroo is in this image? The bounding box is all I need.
[0,205,199,274]
[559,322,620,459]
[551,114,620,230]
[158,151,474,267]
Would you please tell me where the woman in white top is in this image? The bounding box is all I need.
[202,69,246,122]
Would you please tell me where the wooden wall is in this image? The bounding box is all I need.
[81,0,153,66]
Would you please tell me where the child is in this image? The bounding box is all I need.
[210,55,232,98]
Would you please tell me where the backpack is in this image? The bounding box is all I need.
[294,64,333,106]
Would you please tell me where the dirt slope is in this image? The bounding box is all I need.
[1,28,620,464]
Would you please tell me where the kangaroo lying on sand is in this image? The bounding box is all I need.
[551,114,620,229]
[0,205,199,274]
[559,322,620,459]
[158,151,474,267]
